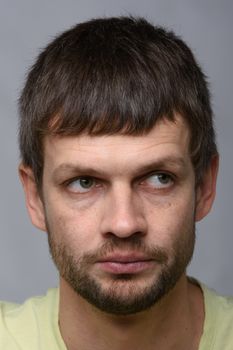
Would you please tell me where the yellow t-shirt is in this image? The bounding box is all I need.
[1,284,233,349]
[0,289,66,349]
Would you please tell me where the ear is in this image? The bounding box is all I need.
[19,164,47,232]
[195,155,219,222]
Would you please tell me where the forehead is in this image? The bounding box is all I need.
[43,115,190,170]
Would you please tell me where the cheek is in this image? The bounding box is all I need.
[44,196,101,250]
[145,192,195,245]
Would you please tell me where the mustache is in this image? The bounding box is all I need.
[79,235,168,264]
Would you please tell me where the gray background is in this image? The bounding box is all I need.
[0,0,232,303]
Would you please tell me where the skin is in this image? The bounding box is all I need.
[19,115,218,350]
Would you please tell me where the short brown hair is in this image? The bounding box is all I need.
[19,16,217,186]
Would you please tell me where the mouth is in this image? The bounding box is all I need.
[96,254,155,274]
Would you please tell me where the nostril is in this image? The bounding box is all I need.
[103,231,146,242]
[100,232,146,251]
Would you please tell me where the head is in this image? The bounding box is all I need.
[19,16,217,187]
[19,16,218,315]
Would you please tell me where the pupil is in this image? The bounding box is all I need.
[158,174,168,183]
[80,178,93,188]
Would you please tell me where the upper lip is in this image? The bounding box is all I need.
[97,254,153,263]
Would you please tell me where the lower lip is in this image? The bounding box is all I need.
[97,261,154,274]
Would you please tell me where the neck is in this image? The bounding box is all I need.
[59,275,204,350]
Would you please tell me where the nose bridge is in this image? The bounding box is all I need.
[100,182,147,238]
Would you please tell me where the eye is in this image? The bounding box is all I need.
[142,173,174,190]
[66,177,96,193]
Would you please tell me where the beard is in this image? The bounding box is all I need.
[46,220,195,316]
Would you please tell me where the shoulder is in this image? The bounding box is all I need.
[0,289,64,349]
[202,283,233,322]
[200,283,233,349]
[0,288,58,326]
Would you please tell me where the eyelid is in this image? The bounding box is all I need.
[137,172,175,193]
[63,175,107,195]
[61,171,176,189]
[137,170,176,183]
[62,176,98,195]
[63,175,96,185]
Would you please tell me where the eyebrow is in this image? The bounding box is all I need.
[131,156,187,176]
[51,156,187,182]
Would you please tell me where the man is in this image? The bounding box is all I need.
[1,16,232,349]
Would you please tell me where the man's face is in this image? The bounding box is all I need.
[22,116,216,315]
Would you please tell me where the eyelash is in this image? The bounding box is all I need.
[63,176,99,191]
[63,171,176,194]
[139,172,175,189]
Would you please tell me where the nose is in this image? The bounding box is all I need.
[100,183,147,239]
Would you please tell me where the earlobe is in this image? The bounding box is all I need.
[18,164,47,232]
[195,155,219,222]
